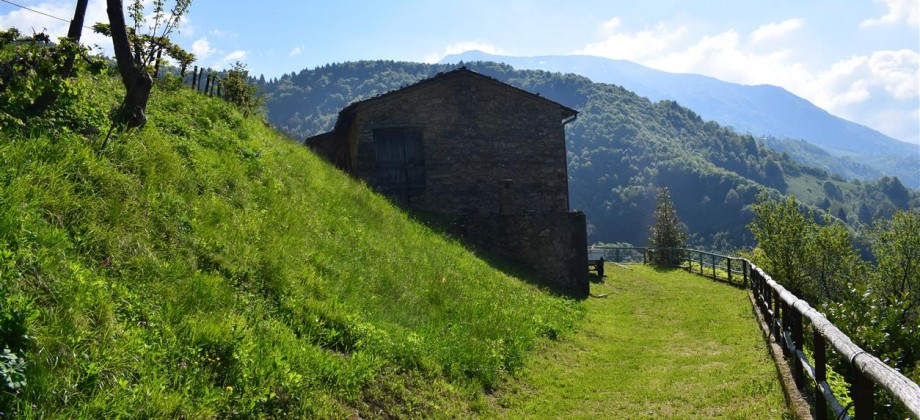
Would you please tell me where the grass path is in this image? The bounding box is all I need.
[491,265,788,418]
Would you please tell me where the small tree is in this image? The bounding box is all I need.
[220,61,263,117]
[748,193,811,296]
[870,209,920,323]
[648,187,688,265]
[803,216,863,303]
[100,0,192,128]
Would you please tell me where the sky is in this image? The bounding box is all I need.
[2,0,919,145]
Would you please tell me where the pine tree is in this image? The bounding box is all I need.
[648,187,688,265]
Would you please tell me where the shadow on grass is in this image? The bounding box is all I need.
[402,206,588,300]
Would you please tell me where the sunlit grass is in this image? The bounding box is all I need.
[0,73,582,417]
[492,264,788,418]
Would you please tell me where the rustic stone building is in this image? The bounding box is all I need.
[307,67,588,296]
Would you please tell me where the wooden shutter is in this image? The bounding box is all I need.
[373,128,425,202]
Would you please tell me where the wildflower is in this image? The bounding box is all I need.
[226,385,233,393]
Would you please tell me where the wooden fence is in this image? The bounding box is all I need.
[592,246,747,287]
[594,246,920,419]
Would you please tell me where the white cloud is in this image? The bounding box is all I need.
[191,38,216,59]
[575,22,687,61]
[423,41,504,63]
[176,15,193,36]
[861,0,919,27]
[599,17,621,35]
[222,50,247,63]
[208,28,234,37]
[749,18,805,44]
[867,49,920,100]
[288,46,304,57]
[575,17,920,143]
[0,0,112,52]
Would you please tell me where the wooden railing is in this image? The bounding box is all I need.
[748,262,920,420]
[592,246,920,419]
[591,246,747,287]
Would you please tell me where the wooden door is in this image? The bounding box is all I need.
[374,128,425,202]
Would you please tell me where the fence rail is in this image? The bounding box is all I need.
[591,246,747,287]
[593,246,920,419]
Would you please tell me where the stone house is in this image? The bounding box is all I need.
[306,67,588,296]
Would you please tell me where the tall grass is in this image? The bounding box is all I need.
[0,72,582,417]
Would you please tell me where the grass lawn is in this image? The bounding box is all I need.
[491,264,788,419]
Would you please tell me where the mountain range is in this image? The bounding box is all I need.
[440,51,919,188]
[259,61,918,249]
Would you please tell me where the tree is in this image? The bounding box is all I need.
[220,61,263,117]
[648,187,688,265]
[748,193,811,296]
[803,216,862,303]
[763,158,786,191]
[870,209,920,322]
[102,0,192,128]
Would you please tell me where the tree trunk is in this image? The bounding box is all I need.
[107,0,152,128]
[27,0,88,115]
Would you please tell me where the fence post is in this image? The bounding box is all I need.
[815,331,828,420]
[772,289,782,339]
[764,276,773,332]
[743,260,749,288]
[853,367,874,420]
[727,258,732,283]
[792,310,804,387]
[712,254,716,279]
[615,248,620,264]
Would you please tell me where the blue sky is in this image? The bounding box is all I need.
[2,0,918,144]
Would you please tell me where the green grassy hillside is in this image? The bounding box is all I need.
[0,71,581,417]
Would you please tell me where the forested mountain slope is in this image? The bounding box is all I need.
[260,61,919,250]
[439,51,920,188]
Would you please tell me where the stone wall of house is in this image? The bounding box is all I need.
[330,70,587,296]
[454,212,589,297]
[351,73,570,215]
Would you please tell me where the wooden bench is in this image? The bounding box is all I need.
[588,257,605,277]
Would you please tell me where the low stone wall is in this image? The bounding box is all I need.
[454,211,588,297]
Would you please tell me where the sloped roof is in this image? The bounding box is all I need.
[326,67,577,134]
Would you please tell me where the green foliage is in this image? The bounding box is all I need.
[748,194,811,296]
[749,197,919,416]
[92,0,194,72]
[648,187,688,264]
[0,29,105,128]
[0,66,581,417]
[219,61,263,116]
[803,216,862,302]
[868,210,920,325]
